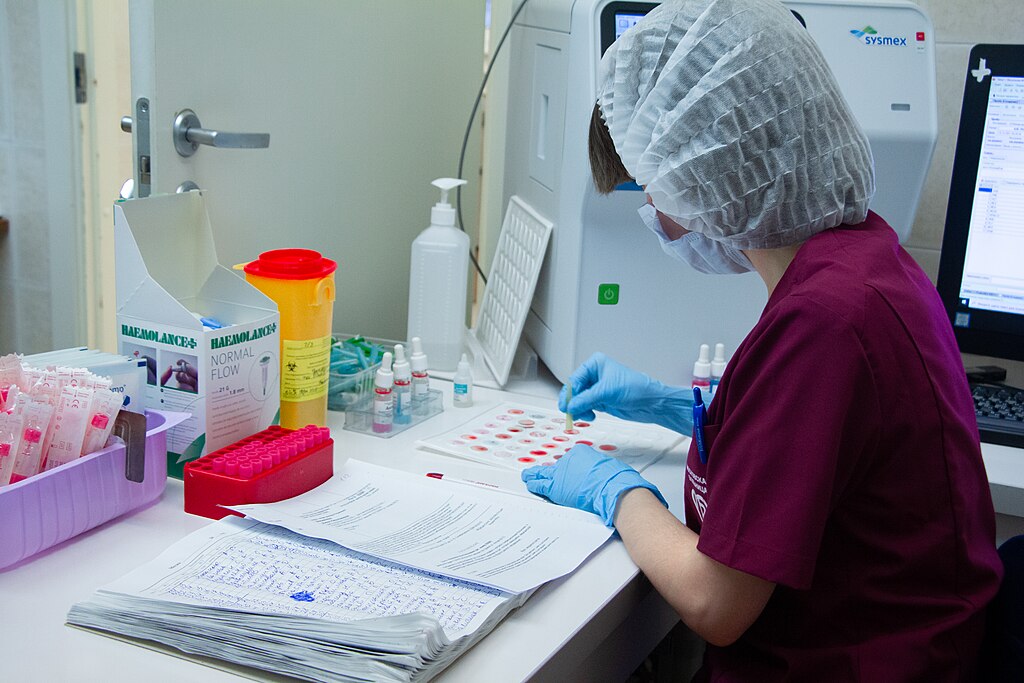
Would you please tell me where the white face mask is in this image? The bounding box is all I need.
[637,204,754,275]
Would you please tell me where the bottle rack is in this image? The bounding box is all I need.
[342,389,443,438]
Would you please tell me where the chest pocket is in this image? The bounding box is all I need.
[685,422,722,529]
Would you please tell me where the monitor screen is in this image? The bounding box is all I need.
[956,76,1024,318]
[937,45,1024,362]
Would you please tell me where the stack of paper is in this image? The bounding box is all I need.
[68,460,613,682]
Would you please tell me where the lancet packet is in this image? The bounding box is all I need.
[0,354,125,486]
[23,348,147,414]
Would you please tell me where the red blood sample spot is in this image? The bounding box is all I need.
[518,456,536,463]
[553,453,563,459]
[518,419,535,427]
[564,429,580,435]
[462,434,478,440]
[495,433,511,440]
[553,435,569,442]
[576,439,593,446]
[519,438,534,444]
[471,445,489,452]
[509,408,524,414]
[574,421,591,428]
[530,450,547,456]
[542,443,556,449]
[508,427,522,433]
[599,444,618,452]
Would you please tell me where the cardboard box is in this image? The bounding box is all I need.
[114,192,280,477]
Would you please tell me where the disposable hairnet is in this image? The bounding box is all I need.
[597,0,875,250]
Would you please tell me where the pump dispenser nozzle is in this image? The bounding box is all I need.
[430,178,468,227]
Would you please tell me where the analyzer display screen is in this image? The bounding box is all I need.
[615,13,646,39]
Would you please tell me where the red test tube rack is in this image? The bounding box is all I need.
[183,424,333,520]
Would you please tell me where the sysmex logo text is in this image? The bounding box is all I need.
[121,324,198,349]
[849,25,908,47]
[211,323,278,349]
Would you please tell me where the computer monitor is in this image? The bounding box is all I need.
[937,44,1024,364]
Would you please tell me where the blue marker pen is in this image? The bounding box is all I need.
[692,386,708,464]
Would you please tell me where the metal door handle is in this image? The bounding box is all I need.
[173,109,270,157]
[121,115,133,132]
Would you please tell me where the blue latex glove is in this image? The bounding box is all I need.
[521,445,667,526]
[561,353,694,435]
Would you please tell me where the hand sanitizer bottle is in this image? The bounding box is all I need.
[453,353,473,407]
[407,178,470,372]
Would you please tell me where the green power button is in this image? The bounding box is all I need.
[598,283,619,305]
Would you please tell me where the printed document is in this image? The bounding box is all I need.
[231,459,613,593]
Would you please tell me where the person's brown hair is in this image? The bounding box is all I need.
[588,104,632,194]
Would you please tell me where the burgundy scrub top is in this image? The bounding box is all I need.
[685,213,1003,682]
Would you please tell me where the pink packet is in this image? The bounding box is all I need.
[9,399,55,483]
[0,353,23,380]
[30,370,62,406]
[81,389,123,455]
[0,411,24,486]
[43,386,95,471]
[20,367,44,392]
[84,375,113,392]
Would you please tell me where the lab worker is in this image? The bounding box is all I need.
[521,1,1003,680]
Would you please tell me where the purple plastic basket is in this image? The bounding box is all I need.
[0,410,188,570]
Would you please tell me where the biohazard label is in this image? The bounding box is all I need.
[281,336,331,402]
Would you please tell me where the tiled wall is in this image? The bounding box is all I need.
[0,0,56,355]
[903,0,1024,385]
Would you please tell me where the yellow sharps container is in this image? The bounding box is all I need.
[242,249,336,428]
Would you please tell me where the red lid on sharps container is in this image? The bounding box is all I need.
[243,249,337,280]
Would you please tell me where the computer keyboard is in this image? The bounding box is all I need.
[971,384,1024,449]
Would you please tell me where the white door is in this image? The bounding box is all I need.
[128,0,484,341]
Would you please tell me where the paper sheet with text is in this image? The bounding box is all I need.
[230,460,614,593]
[95,516,510,641]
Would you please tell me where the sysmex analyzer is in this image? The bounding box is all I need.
[500,0,936,386]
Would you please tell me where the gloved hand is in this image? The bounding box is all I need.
[561,353,694,435]
[521,444,667,526]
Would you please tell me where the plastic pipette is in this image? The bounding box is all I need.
[565,384,573,432]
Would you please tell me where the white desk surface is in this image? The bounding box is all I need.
[0,377,684,683]
[2,375,1022,683]
[981,442,1024,519]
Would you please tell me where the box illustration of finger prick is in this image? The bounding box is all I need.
[115,192,280,478]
